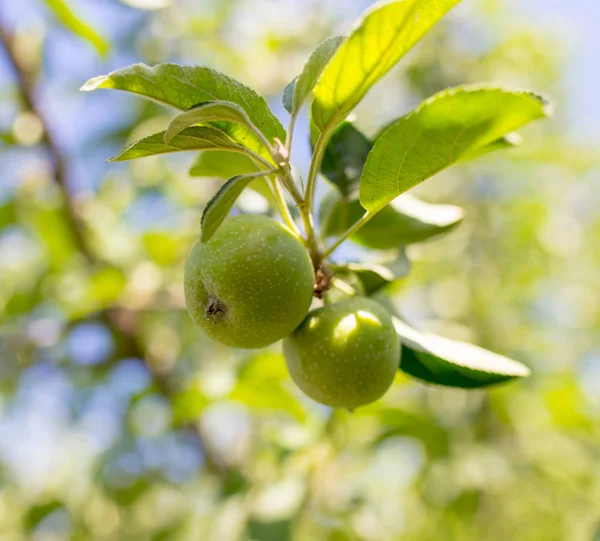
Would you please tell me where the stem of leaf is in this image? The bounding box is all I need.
[322,209,376,259]
[298,202,320,267]
[279,166,304,207]
[269,176,302,238]
[305,131,330,217]
[251,152,278,171]
[278,166,321,266]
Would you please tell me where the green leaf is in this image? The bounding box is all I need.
[282,78,296,114]
[360,86,552,212]
[321,122,372,196]
[108,126,256,162]
[287,36,345,117]
[201,172,267,242]
[460,132,523,161]
[189,152,279,209]
[331,254,410,296]
[44,0,108,56]
[165,101,270,158]
[230,352,306,422]
[25,501,64,532]
[189,150,260,178]
[247,519,293,541]
[321,191,463,249]
[172,383,208,425]
[81,63,285,156]
[311,0,460,134]
[393,318,531,388]
[22,199,79,268]
[0,202,16,229]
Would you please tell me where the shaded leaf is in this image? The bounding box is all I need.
[82,63,285,157]
[312,0,460,134]
[394,317,531,388]
[286,35,345,116]
[331,253,410,296]
[165,100,270,158]
[360,85,552,212]
[44,0,108,56]
[321,191,463,249]
[200,172,267,242]
[321,122,372,196]
[108,126,256,162]
[282,77,296,114]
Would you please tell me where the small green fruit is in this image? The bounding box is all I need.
[283,296,399,409]
[185,214,315,349]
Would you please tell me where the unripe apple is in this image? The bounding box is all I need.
[283,296,399,409]
[185,214,315,349]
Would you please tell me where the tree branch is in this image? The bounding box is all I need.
[0,16,93,263]
[0,12,225,476]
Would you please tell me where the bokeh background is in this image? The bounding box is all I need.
[0,0,599,540]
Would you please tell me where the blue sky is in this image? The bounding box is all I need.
[515,0,600,144]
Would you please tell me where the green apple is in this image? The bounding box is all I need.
[283,296,399,409]
[185,214,315,349]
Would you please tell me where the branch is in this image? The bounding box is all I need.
[0,13,225,476]
[0,16,93,263]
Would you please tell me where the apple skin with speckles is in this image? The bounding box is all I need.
[185,214,315,349]
[283,297,399,409]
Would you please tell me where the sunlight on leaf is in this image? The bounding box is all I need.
[312,0,460,134]
[284,35,344,116]
[460,132,523,161]
[44,0,109,56]
[360,85,552,212]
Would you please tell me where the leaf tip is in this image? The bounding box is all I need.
[513,361,532,379]
[80,75,110,92]
[539,95,555,117]
[200,220,214,244]
[523,90,554,117]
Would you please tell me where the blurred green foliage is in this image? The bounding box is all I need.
[0,1,598,540]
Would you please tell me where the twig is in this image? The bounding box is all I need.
[0,16,93,263]
[0,12,225,475]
